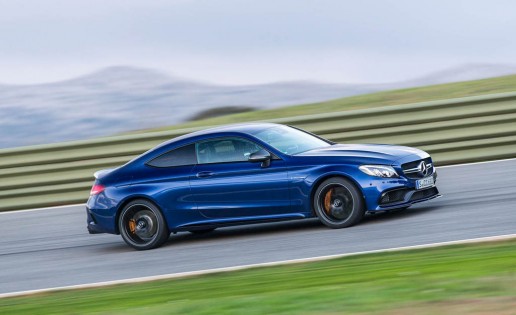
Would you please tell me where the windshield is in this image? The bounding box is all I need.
[252,125,332,155]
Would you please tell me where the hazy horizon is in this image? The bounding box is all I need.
[1,62,515,87]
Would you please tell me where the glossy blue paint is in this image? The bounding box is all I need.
[86,123,440,235]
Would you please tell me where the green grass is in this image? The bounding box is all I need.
[2,239,515,314]
[147,74,516,132]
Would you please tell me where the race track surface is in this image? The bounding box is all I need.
[1,159,516,295]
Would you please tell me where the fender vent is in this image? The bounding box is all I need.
[380,189,410,205]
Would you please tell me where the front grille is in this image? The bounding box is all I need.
[409,187,439,201]
[402,157,434,179]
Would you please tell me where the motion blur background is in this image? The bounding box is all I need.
[2,1,516,314]
[2,0,516,148]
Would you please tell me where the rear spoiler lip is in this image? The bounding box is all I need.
[93,168,116,180]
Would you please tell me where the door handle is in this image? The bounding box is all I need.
[196,171,214,178]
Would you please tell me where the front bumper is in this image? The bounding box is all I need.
[375,186,442,211]
[362,168,441,211]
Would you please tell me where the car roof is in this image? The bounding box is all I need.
[169,123,284,144]
[184,122,280,137]
[151,123,282,151]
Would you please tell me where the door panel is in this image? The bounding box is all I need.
[191,160,291,218]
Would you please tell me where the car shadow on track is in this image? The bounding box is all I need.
[166,218,325,245]
[361,205,440,226]
[164,205,439,246]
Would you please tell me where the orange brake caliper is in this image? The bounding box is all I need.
[128,219,136,234]
[324,189,333,214]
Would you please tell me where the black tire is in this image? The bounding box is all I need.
[189,228,216,235]
[313,177,365,228]
[118,199,169,250]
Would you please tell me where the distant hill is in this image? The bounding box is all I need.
[396,63,516,87]
[149,72,516,132]
[0,66,375,148]
[0,63,515,148]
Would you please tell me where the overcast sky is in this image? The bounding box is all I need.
[0,0,515,85]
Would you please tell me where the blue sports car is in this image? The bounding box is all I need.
[87,123,440,250]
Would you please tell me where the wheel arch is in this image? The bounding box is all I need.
[114,195,167,234]
[309,172,365,216]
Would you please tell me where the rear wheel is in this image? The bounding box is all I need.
[119,200,169,250]
[313,177,365,228]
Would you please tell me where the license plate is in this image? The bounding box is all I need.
[416,176,434,190]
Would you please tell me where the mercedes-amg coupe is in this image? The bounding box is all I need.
[87,123,440,250]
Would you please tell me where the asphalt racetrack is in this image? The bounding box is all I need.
[1,159,515,295]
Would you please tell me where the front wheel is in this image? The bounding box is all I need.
[119,200,169,250]
[313,177,365,228]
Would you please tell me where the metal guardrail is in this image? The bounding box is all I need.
[1,92,516,211]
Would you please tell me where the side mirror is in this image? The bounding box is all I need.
[248,149,271,168]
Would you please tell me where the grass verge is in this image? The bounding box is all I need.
[1,239,515,314]
[148,74,516,132]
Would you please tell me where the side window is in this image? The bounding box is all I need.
[196,138,263,164]
[147,144,197,167]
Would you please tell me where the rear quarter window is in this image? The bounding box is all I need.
[146,144,197,167]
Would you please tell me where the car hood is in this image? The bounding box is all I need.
[295,144,428,164]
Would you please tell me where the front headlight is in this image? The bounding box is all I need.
[359,165,399,178]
